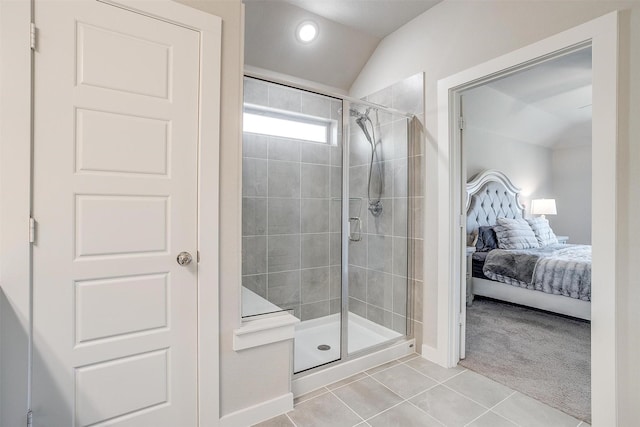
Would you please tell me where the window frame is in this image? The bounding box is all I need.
[243,104,338,146]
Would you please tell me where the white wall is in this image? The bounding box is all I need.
[0,1,33,425]
[174,0,293,419]
[463,84,554,213]
[552,146,592,244]
[618,10,640,423]
[350,1,640,423]
[465,127,553,213]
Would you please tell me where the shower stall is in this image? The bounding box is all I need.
[241,76,417,374]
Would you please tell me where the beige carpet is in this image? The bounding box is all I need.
[460,297,591,423]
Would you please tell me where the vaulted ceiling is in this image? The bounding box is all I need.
[244,1,593,149]
[464,48,593,149]
[243,0,441,92]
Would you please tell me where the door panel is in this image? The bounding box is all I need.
[32,1,200,425]
[75,195,169,257]
[74,349,169,426]
[75,273,168,344]
[76,109,170,176]
[77,22,172,99]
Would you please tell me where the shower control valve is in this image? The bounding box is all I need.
[368,200,383,217]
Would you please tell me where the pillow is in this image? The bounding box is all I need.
[493,217,539,249]
[476,226,498,252]
[526,217,558,246]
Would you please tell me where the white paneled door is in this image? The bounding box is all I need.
[32,1,200,425]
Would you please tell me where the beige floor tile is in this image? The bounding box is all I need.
[287,392,363,427]
[443,370,514,408]
[365,359,400,375]
[371,363,437,399]
[326,372,368,390]
[261,357,584,427]
[252,414,295,427]
[295,387,329,405]
[396,352,420,363]
[332,376,403,419]
[467,411,517,427]
[405,357,465,382]
[409,384,486,427]
[367,402,443,427]
[493,392,582,427]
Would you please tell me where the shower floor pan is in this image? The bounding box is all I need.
[294,312,402,373]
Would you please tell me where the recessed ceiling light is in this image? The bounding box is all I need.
[296,21,318,44]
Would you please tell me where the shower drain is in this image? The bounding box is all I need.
[317,344,331,351]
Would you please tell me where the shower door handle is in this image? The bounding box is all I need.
[349,217,362,242]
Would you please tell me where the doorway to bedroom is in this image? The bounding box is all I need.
[458,47,593,423]
[438,13,618,426]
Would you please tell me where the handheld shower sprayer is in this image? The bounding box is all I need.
[355,115,373,145]
[350,107,383,217]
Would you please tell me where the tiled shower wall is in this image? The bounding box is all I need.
[348,73,425,345]
[241,77,343,320]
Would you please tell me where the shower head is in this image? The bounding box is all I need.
[355,114,373,145]
[351,108,373,144]
[349,108,363,118]
[349,107,370,120]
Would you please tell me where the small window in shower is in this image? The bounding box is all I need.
[243,106,337,145]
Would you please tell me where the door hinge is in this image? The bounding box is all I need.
[459,214,465,229]
[30,23,37,51]
[26,410,33,427]
[197,250,200,263]
[458,116,465,130]
[29,217,36,244]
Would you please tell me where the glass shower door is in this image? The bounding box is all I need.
[345,102,410,355]
[241,77,413,374]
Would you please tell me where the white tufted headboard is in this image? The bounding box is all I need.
[466,170,526,243]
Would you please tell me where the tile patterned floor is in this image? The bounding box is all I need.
[254,354,590,427]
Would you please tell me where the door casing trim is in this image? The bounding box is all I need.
[435,11,619,426]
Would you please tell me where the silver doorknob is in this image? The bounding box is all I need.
[176,251,193,266]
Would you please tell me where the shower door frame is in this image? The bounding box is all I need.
[243,71,415,376]
[340,99,351,365]
[340,99,416,367]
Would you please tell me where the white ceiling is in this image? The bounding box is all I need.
[487,49,592,121]
[278,0,442,39]
[243,1,592,146]
[243,0,441,91]
[464,48,593,149]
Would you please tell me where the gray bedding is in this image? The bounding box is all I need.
[482,244,591,301]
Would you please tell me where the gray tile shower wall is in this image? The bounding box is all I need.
[242,77,343,320]
[241,74,424,333]
[348,73,425,340]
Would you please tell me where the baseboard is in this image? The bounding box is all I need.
[219,393,293,427]
[422,343,449,367]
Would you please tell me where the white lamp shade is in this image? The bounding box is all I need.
[531,199,557,216]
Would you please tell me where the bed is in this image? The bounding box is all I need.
[466,170,591,320]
